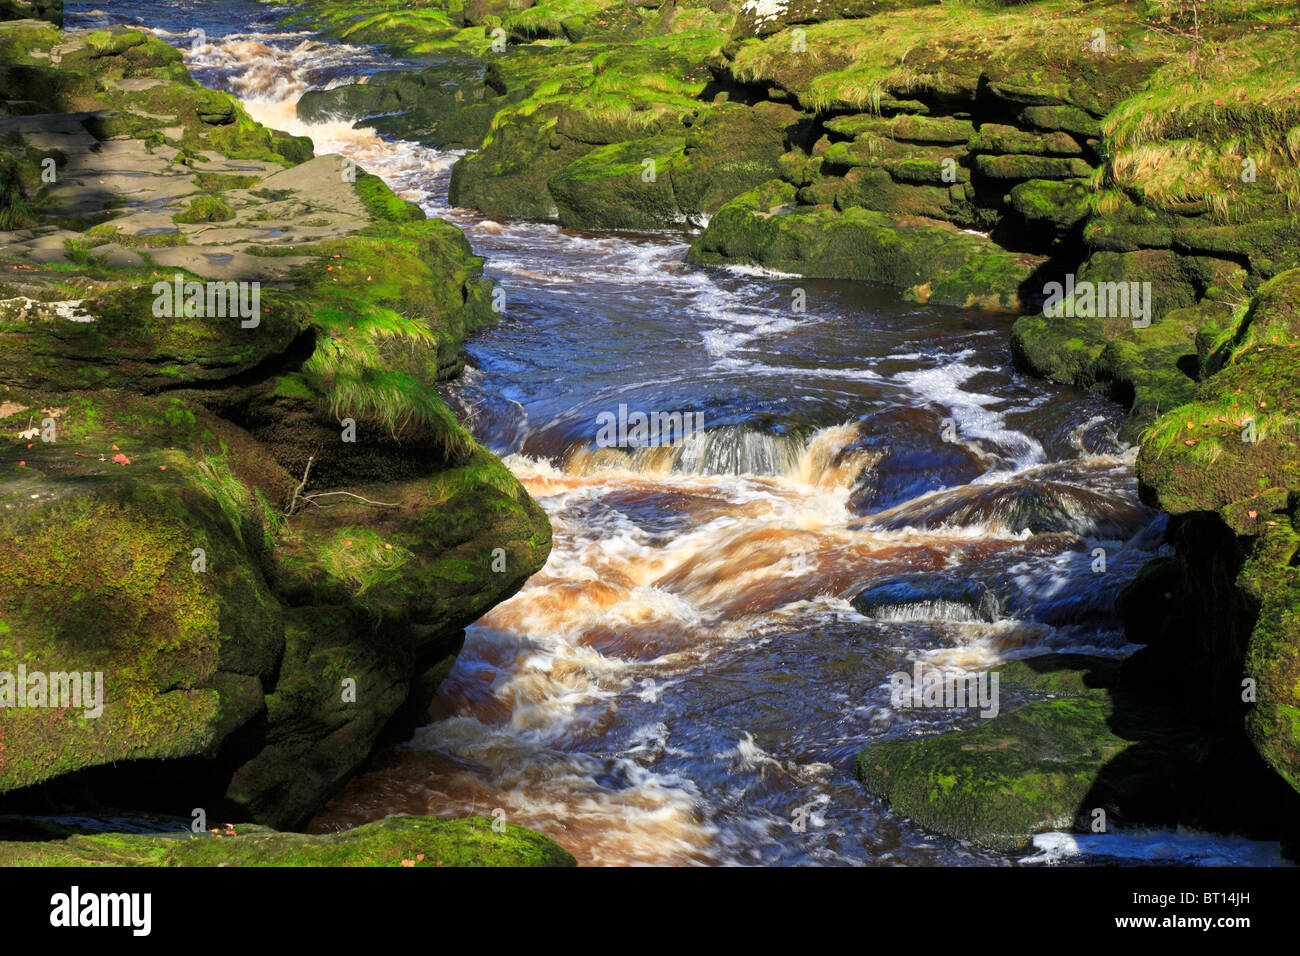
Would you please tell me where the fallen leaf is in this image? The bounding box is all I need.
[1184,439,1197,446]
[401,859,415,867]
[112,453,131,465]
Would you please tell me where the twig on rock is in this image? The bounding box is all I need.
[285,453,315,516]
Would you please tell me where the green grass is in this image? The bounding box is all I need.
[1102,19,1300,218]
[281,526,413,597]
[190,449,256,541]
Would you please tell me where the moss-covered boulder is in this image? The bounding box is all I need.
[856,655,1295,851]
[297,60,508,149]
[0,0,60,27]
[0,815,576,866]
[0,16,553,846]
[0,442,284,793]
[448,30,727,222]
[0,282,306,393]
[688,179,1040,309]
[1006,178,1090,232]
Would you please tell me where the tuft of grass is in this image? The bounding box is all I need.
[286,526,413,597]
[190,449,254,542]
[1102,26,1300,218]
[174,193,235,224]
[302,302,474,458]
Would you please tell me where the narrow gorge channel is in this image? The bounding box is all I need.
[62,0,1289,867]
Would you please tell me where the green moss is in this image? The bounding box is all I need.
[855,685,1246,851]
[0,815,575,867]
[689,180,1038,310]
[0,9,562,840]
[354,171,425,223]
[0,454,282,792]
[174,193,234,224]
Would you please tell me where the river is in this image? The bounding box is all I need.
[67,1,1287,866]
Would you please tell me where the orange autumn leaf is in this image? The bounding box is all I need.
[112,453,131,465]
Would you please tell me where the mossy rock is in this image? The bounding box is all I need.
[1010,312,1110,388]
[0,449,284,793]
[297,60,506,150]
[1241,516,1300,793]
[831,165,978,227]
[671,100,807,221]
[826,112,973,145]
[973,153,1092,181]
[547,133,686,230]
[0,281,307,392]
[0,0,61,27]
[968,124,1083,157]
[448,33,720,220]
[688,179,1039,309]
[1019,105,1102,138]
[1007,178,1089,231]
[998,653,1121,698]
[174,194,234,224]
[546,100,802,230]
[1136,352,1300,518]
[227,447,551,827]
[0,8,560,839]
[0,815,576,866]
[855,679,1275,851]
[1225,269,1300,356]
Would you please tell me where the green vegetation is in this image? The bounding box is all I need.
[0,11,554,858]
[0,816,576,867]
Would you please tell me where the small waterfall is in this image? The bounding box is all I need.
[562,423,881,489]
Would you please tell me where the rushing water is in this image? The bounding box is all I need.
[66,2,1290,866]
